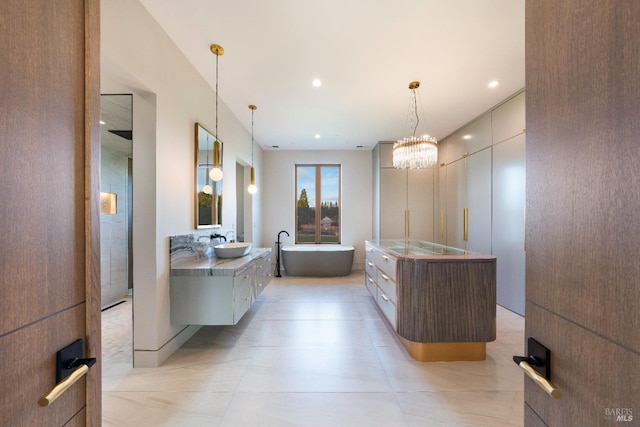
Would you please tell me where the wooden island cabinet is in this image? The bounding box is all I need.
[365,240,496,361]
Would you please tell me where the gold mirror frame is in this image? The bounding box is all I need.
[195,122,222,228]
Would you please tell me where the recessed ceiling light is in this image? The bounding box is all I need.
[312,79,322,87]
[488,80,500,88]
[462,134,472,140]
[314,134,321,139]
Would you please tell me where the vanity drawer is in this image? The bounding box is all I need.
[373,249,397,281]
[376,270,396,303]
[365,257,377,278]
[376,289,396,329]
[255,256,271,295]
[365,273,377,297]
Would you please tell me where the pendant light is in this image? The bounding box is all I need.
[247,104,258,195]
[209,44,224,182]
[393,81,438,169]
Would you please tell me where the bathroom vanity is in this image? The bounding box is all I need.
[169,235,271,325]
[365,239,496,361]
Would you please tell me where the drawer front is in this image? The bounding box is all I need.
[374,249,397,281]
[365,273,377,298]
[376,289,397,329]
[376,270,396,303]
[365,257,377,278]
[233,273,253,323]
[255,256,272,295]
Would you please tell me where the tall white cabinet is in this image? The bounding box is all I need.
[491,93,526,315]
[372,143,435,241]
[438,91,526,315]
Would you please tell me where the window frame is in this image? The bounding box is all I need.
[295,164,341,244]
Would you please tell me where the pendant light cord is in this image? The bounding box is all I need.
[215,52,219,138]
[412,89,419,137]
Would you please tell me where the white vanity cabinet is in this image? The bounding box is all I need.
[170,249,272,325]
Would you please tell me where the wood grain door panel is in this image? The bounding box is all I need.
[0,0,101,424]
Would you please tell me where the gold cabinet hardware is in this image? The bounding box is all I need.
[404,209,410,239]
[380,293,389,302]
[38,364,89,407]
[517,360,562,398]
[462,152,469,157]
[463,208,469,241]
[381,255,389,261]
[440,209,445,238]
[368,277,374,283]
[381,274,389,281]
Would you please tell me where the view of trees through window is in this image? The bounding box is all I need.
[296,165,340,243]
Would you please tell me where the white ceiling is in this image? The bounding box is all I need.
[138,0,524,151]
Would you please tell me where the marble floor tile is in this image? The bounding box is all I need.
[102,271,525,426]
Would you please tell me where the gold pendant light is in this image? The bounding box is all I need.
[247,104,258,195]
[393,81,438,169]
[209,44,224,182]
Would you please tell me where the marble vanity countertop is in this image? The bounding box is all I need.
[170,248,271,277]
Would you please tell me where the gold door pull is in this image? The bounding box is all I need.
[516,359,562,398]
[38,360,95,407]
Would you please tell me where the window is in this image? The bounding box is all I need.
[296,165,341,243]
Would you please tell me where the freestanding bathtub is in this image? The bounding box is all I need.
[281,244,355,276]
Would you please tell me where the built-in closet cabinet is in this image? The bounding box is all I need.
[491,92,525,315]
[372,143,435,240]
[438,113,493,255]
[437,90,525,315]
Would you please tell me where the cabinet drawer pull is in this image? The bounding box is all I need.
[381,255,389,261]
[257,265,262,269]
[367,277,374,283]
[267,273,272,277]
[381,274,389,281]
[367,261,374,267]
[380,293,389,302]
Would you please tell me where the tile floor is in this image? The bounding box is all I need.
[102,271,525,426]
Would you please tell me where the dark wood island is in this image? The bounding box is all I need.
[365,239,496,361]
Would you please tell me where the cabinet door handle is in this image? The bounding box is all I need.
[367,261,374,267]
[463,207,469,241]
[381,274,389,281]
[368,277,374,283]
[440,209,445,238]
[380,293,389,302]
[381,255,389,261]
[405,209,410,239]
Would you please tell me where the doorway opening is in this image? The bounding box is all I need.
[100,94,134,366]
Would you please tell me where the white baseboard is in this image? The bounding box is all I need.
[133,324,201,367]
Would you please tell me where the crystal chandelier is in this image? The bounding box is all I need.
[393,81,438,169]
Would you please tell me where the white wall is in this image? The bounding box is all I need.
[101,0,262,366]
[260,150,373,271]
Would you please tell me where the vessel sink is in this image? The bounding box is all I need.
[214,242,252,258]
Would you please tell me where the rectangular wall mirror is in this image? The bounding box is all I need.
[195,122,223,228]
